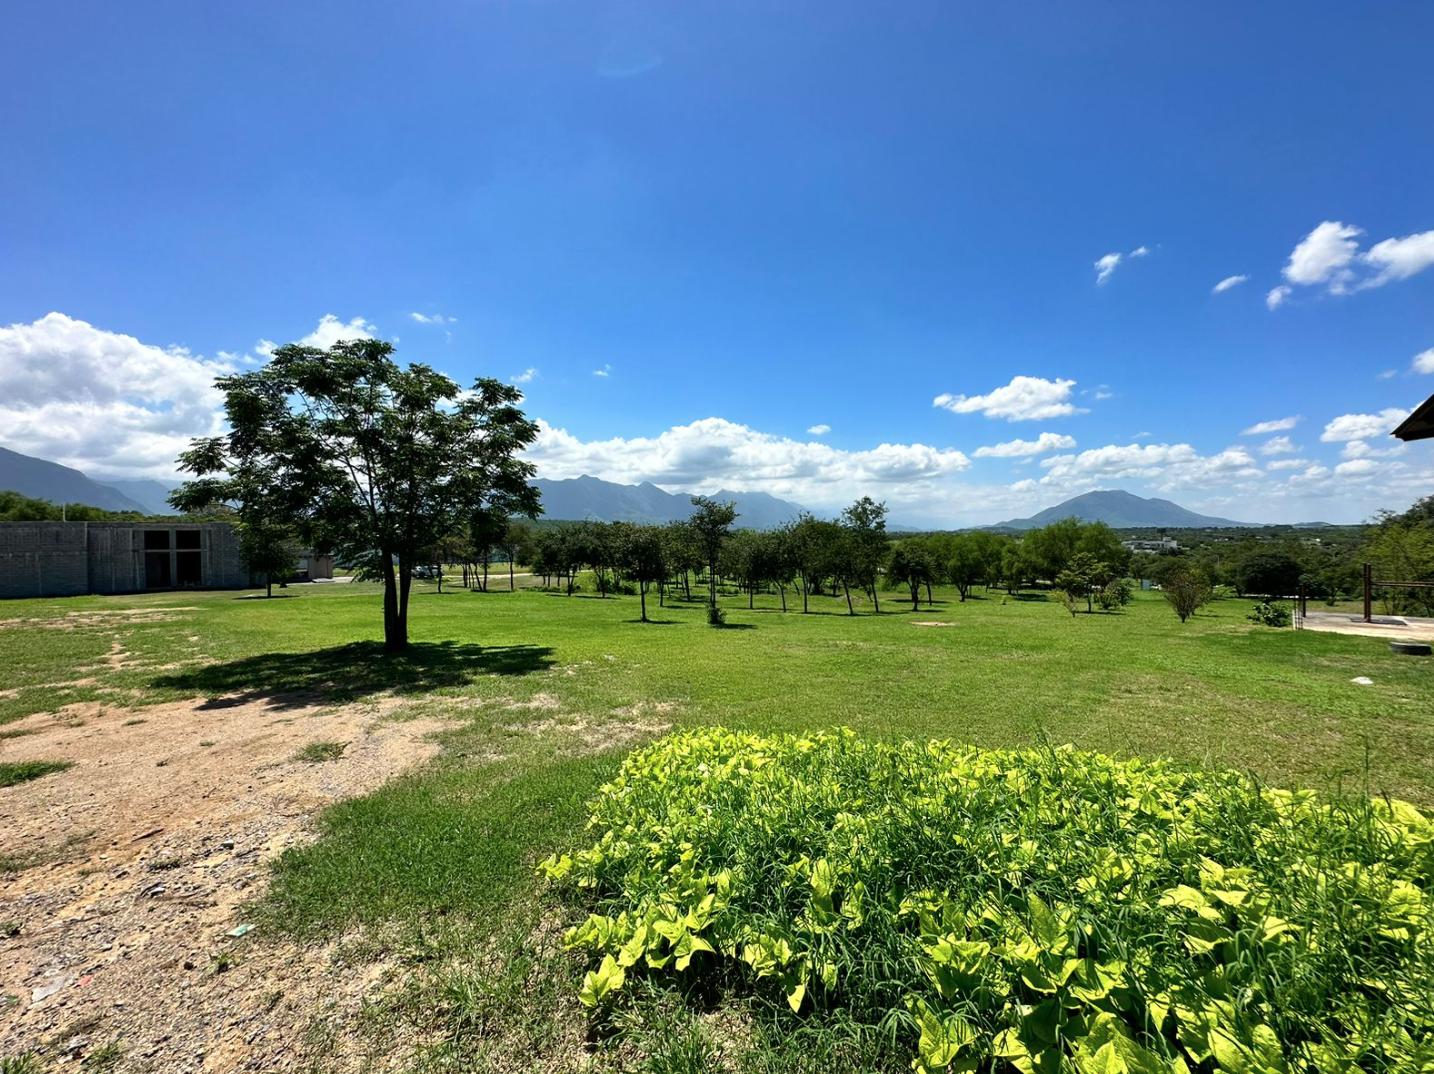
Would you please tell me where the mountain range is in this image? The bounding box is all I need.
[989,489,1250,530]
[1,444,1301,531]
[0,445,163,513]
[534,475,806,528]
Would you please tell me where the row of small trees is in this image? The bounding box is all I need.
[883,521,1134,610]
[524,496,895,623]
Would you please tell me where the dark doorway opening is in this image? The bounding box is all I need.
[144,530,172,588]
[176,530,202,586]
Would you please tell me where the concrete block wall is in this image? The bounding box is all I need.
[0,521,251,598]
[203,523,247,588]
[0,522,90,598]
[86,524,142,594]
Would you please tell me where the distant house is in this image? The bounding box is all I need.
[1393,393,1434,442]
[1121,537,1180,553]
[0,521,331,599]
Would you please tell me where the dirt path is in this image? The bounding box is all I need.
[1,694,448,1072]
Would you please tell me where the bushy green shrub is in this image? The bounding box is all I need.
[544,729,1433,1074]
[1247,601,1293,628]
[1096,578,1135,611]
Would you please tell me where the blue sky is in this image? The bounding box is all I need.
[2,1,1432,525]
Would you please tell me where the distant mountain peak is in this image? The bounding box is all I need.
[534,475,805,527]
[0,444,153,513]
[989,489,1253,530]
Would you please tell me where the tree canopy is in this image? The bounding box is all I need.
[170,338,540,649]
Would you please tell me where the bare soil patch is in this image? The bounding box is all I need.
[0,693,447,1072]
[911,620,955,628]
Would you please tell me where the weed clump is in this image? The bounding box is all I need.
[293,741,347,764]
[544,728,1433,1074]
[0,760,72,788]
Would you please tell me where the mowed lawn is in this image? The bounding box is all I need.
[3,579,1432,931]
[3,579,1430,798]
[4,579,1432,1067]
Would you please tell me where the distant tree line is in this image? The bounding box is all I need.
[0,489,195,523]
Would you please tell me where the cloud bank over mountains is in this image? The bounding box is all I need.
[0,311,1427,526]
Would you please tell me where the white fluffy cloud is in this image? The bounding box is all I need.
[1241,416,1300,435]
[972,432,1077,458]
[1413,348,1434,374]
[1260,436,1296,456]
[1284,221,1363,288]
[526,417,971,508]
[806,424,831,436]
[1341,439,1405,460]
[1212,274,1248,294]
[256,313,381,357]
[0,312,395,481]
[1265,458,1307,471]
[409,312,456,326]
[0,312,232,480]
[1272,221,1434,306]
[1333,458,1380,479]
[1094,253,1122,285]
[593,364,612,378]
[1320,409,1411,443]
[1038,442,1262,491]
[1363,229,1434,287]
[1093,245,1150,285]
[933,376,1085,422]
[511,367,538,384]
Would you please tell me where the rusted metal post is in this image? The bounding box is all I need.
[1362,563,1373,623]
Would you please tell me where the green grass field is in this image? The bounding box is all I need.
[2,579,1430,1069]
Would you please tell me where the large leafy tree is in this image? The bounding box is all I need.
[170,338,540,650]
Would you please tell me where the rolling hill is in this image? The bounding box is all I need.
[989,489,1251,530]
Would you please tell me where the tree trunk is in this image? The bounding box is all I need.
[509,559,515,592]
[382,556,408,651]
[925,580,933,606]
[779,584,786,612]
[911,583,919,611]
[843,580,854,616]
[871,582,879,615]
[748,584,754,609]
[801,573,809,613]
[266,573,273,599]
[640,582,648,622]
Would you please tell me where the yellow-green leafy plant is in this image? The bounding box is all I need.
[542,728,1433,1073]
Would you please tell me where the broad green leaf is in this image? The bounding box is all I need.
[578,955,625,1007]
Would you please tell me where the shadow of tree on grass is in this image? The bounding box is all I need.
[151,640,555,711]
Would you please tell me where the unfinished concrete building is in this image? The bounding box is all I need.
[0,521,249,598]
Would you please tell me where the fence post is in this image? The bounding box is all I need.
[1362,563,1372,623]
